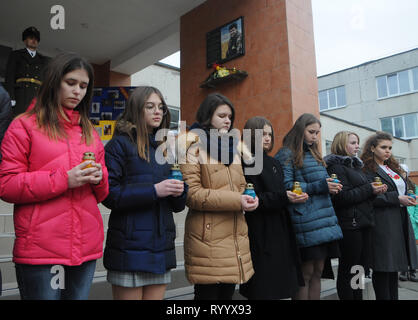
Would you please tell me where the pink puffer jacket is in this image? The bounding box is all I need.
[0,105,109,266]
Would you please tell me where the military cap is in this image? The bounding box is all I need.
[22,26,40,42]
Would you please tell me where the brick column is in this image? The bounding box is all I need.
[180,0,318,155]
[92,61,131,87]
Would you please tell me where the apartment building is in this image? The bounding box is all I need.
[317,48,418,173]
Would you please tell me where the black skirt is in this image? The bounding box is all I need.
[299,240,341,262]
[299,241,341,280]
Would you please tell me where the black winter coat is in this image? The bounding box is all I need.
[364,166,418,272]
[239,152,304,300]
[324,154,375,230]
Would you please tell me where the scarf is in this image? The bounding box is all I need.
[189,122,238,166]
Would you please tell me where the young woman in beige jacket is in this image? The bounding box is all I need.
[179,93,258,300]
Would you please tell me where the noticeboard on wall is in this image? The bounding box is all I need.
[206,16,245,68]
[90,86,136,141]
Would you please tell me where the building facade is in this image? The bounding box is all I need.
[131,62,181,131]
[318,48,418,173]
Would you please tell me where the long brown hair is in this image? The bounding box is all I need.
[243,116,274,154]
[282,113,325,168]
[360,131,402,174]
[114,86,170,161]
[27,52,95,145]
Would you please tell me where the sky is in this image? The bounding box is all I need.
[159,0,418,77]
[311,0,418,76]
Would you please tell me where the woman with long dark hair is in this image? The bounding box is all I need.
[0,52,109,300]
[239,116,305,300]
[103,86,187,300]
[179,92,258,300]
[324,131,387,300]
[360,131,418,300]
[275,113,343,300]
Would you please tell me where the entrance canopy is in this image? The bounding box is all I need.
[0,0,205,75]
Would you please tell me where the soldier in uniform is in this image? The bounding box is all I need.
[225,23,243,59]
[5,26,47,117]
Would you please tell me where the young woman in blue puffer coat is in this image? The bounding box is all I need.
[103,86,188,300]
[275,113,343,300]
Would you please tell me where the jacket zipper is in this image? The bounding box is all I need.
[227,166,245,284]
[352,207,358,227]
[66,138,75,264]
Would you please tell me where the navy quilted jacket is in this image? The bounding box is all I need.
[275,146,342,248]
[103,133,187,273]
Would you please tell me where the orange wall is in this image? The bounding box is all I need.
[180,0,319,155]
[92,61,131,87]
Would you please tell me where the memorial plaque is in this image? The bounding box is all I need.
[206,16,245,68]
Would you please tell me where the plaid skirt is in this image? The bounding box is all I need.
[107,270,171,288]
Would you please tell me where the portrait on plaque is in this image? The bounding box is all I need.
[206,16,245,68]
[221,18,244,60]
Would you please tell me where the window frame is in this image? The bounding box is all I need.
[376,67,418,100]
[318,85,347,111]
[380,112,418,139]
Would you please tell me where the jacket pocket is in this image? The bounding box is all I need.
[202,213,212,243]
[292,201,307,215]
[25,205,40,249]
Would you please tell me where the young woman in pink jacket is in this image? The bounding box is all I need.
[0,52,109,300]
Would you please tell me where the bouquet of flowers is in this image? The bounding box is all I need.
[200,63,247,88]
[211,63,237,79]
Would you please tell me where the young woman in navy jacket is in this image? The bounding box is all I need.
[103,86,187,300]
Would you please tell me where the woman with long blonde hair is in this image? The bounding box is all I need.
[324,131,386,300]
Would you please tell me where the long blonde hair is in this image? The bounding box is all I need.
[331,131,360,156]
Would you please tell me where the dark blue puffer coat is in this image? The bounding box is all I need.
[103,132,187,274]
[275,146,342,248]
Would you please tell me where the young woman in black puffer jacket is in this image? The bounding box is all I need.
[324,131,387,300]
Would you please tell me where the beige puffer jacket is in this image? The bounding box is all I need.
[179,131,254,285]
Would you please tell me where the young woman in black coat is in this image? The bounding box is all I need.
[361,131,418,300]
[324,131,387,300]
[239,116,307,300]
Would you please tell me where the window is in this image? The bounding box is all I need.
[387,74,398,96]
[380,112,418,139]
[168,106,180,130]
[398,70,410,93]
[376,67,418,99]
[381,118,392,133]
[405,113,418,138]
[318,86,346,111]
[319,91,328,111]
[336,86,346,106]
[413,67,418,91]
[377,76,388,98]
